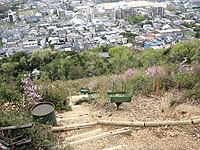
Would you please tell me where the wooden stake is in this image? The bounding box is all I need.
[69,127,131,146]
[156,79,160,95]
[52,122,97,132]
[153,80,155,92]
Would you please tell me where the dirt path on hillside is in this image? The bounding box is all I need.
[56,92,200,150]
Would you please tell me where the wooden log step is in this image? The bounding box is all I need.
[0,143,10,150]
[98,120,144,127]
[57,115,88,122]
[65,128,102,141]
[145,120,192,127]
[69,127,131,146]
[52,122,97,132]
[192,118,200,124]
[103,145,127,150]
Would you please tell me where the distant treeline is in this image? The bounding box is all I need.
[0,38,199,82]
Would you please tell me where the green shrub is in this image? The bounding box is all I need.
[170,98,178,107]
[181,82,200,101]
[40,84,71,111]
[0,106,58,149]
[0,82,22,105]
[175,72,196,89]
[130,72,152,95]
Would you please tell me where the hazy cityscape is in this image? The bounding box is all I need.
[0,0,200,58]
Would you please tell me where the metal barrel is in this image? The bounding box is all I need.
[31,102,57,126]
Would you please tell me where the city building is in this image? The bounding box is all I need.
[8,10,16,23]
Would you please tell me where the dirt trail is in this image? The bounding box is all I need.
[57,95,91,125]
[56,92,200,150]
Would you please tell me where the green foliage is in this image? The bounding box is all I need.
[168,39,200,63]
[195,32,200,38]
[53,9,57,14]
[184,31,195,37]
[130,72,152,95]
[0,106,58,149]
[182,82,200,100]
[193,26,200,32]
[133,48,167,67]
[125,15,145,25]
[175,72,196,89]
[1,39,200,82]
[120,32,138,44]
[0,82,22,105]
[170,98,178,107]
[39,83,71,111]
[109,46,133,72]
[182,22,196,28]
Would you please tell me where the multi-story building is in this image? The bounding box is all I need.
[57,9,66,19]
[87,5,135,21]
[8,9,16,23]
[151,6,165,17]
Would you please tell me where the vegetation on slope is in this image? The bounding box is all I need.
[0,38,199,149]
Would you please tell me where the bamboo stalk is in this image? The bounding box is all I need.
[145,120,192,127]
[98,120,144,127]
[98,119,199,127]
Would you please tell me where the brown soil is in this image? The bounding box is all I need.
[56,92,200,150]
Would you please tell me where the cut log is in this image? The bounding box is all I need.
[14,139,32,146]
[69,127,131,146]
[65,128,102,141]
[98,120,144,127]
[0,140,9,147]
[103,145,127,150]
[52,122,97,132]
[145,120,192,127]
[192,118,200,124]
[0,124,33,131]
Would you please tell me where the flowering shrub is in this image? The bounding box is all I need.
[113,68,135,81]
[21,74,42,107]
[145,66,166,79]
[88,82,94,91]
[39,83,71,111]
[179,58,195,74]
[124,68,135,77]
